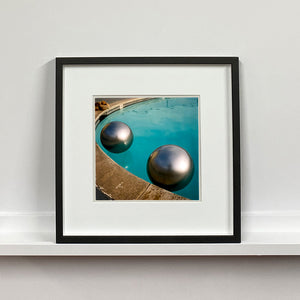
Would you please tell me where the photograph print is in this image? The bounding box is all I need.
[95,96,200,201]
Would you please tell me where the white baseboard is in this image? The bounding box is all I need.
[242,211,300,233]
[0,211,55,233]
[0,211,299,234]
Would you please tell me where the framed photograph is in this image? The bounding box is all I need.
[56,57,240,243]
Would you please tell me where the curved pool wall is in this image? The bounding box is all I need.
[96,97,199,200]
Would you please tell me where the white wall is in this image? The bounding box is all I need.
[1,257,300,300]
[1,0,299,214]
[0,0,299,298]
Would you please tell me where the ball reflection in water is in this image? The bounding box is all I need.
[147,145,194,191]
[100,121,133,153]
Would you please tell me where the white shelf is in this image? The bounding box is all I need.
[0,212,299,255]
[0,232,300,256]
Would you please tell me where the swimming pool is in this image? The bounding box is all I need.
[95,97,199,200]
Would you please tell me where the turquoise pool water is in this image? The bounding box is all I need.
[95,97,199,200]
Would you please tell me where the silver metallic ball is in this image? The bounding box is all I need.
[147,145,194,191]
[100,121,133,153]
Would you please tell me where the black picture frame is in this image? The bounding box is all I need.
[56,57,241,244]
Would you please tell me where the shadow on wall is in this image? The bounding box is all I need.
[0,256,300,299]
[35,60,55,213]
